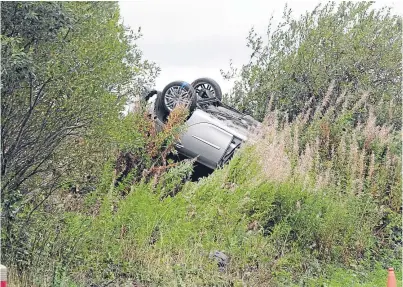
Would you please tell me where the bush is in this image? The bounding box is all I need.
[23,139,396,286]
[222,2,401,128]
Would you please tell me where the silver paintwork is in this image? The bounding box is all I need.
[147,95,259,170]
[192,135,221,150]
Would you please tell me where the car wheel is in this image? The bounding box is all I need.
[191,77,223,101]
[161,81,197,113]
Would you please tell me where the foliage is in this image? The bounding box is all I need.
[10,136,400,286]
[222,1,402,127]
[3,1,401,286]
[3,98,191,284]
[1,1,159,271]
[9,92,402,285]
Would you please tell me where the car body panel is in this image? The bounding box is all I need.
[177,120,233,169]
[145,91,260,170]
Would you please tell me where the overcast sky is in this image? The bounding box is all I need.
[119,0,402,94]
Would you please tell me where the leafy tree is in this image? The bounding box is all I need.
[1,1,158,268]
[222,1,402,127]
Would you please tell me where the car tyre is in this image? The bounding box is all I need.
[161,81,197,113]
[191,77,223,101]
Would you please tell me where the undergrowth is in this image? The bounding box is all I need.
[8,90,402,286]
[11,148,401,286]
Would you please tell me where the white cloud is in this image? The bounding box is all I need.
[119,0,402,94]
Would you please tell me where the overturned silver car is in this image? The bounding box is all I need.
[142,78,260,170]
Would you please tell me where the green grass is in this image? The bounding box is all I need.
[42,146,399,286]
[305,262,402,287]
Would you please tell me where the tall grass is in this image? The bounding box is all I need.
[259,88,401,210]
[8,88,401,286]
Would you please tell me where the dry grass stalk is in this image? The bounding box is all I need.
[351,91,369,113]
[314,79,335,118]
[251,87,399,199]
[255,122,292,182]
[357,148,366,195]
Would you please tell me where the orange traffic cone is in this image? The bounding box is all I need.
[387,267,396,287]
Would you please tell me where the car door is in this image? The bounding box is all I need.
[176,121,233,169]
